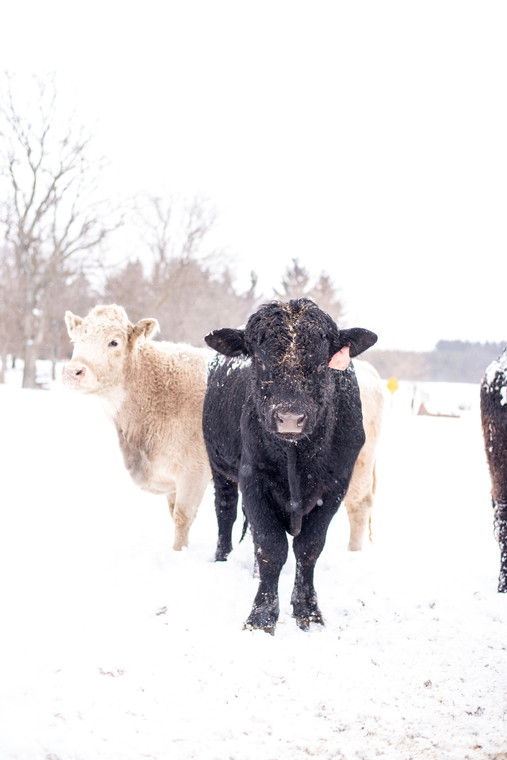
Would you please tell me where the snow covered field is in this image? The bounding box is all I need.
[0,378,506,760]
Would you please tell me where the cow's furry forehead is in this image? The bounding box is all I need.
[245,299,337,363]
[81,304,131,337]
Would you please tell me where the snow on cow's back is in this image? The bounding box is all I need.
[206,352,251,379]
[483,348,507,407]
[484,347,507,385]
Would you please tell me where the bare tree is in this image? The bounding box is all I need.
[274,258,344,324]
[102,259,153,323]
[0,74,121,387]
[309,272,344,324]
[0,245,23,381]
[140,194,218,311]
[274,258,312,301]
[120,194,258,344]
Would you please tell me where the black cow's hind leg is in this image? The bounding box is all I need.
[213,475,238,561]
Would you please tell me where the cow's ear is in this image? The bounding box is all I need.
[338,327,378,358]
[205,328,248,357]
[64,311,83,338]
[131,318,159,345]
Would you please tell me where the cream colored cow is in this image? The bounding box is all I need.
[344,360,384,550]
[63,304,211,550]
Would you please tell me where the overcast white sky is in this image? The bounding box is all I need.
[1,0,507,351]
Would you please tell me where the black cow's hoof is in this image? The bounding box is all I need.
[243,621,276,636]
[294,611,325,631]
[291,591,324,630]
[214,542,232,562]
[244,599,279,634]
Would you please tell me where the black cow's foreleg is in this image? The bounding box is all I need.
[494,501,507,593]
[213,475,238,561]
[291,496,342,630]
[245,530,288,634]
[242,488,289,634]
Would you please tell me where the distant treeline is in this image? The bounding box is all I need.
[367,341,506,384]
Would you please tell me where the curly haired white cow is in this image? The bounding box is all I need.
[62,302,383,557]
[62,304,211,551]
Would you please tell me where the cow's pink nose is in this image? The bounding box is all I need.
[65,363,86,379]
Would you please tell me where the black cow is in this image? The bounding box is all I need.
[480,349,507,592]
[202,299,377,633]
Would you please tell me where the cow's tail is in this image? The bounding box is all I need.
[240,512,249,543]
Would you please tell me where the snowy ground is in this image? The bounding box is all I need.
[0,378,506,760]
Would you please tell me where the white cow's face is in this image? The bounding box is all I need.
[62,305,158,396]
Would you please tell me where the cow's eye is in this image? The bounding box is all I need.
[108,340,119,348]
[256,358,266,371]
